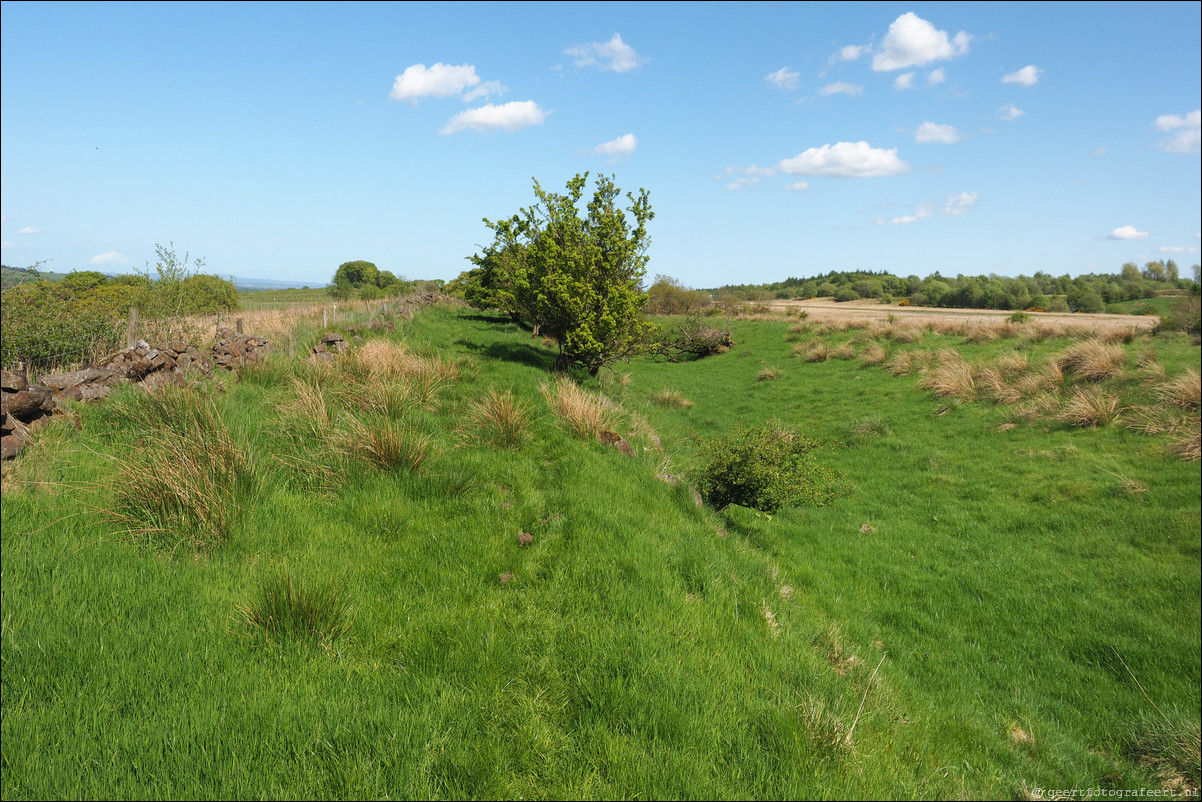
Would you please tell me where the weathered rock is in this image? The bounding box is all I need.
[39,367,116,392]
[598,430,634,457]
[142,372,184,392]
[3,388,52,422]
[63,383,111,402]
[1,433,24,460]
[1,368,29,393]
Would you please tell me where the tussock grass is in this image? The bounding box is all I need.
[1056,386,1121,427]
[649,387,694,408]
[464,388,534,448]
[843,414,892,441]
[339,413,432,471]
[108,388,258,550]
[1157,368,1201,409]
[917,350,976,401]
[829,342,858,360]
[1168,420,1202,462]
[859,342,888,366]
[236,569,355,650]
[756,366,780,381]
[542,378,618,439]
[963,325,1000,344]
[1057,339,1128,382]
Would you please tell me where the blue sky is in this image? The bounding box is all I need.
[2,1,1199,289]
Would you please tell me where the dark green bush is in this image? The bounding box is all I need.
[694,422,843,512]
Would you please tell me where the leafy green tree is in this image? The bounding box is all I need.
[476,172,656,375]
[329,260,381,298]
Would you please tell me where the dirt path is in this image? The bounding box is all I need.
[765,298,1157,331]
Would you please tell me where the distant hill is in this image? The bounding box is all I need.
[2,264,313,293]
[1,265,72,288]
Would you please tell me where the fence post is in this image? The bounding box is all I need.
[323,309,328,328]
[236,317,244,335]
[126,307,138,348]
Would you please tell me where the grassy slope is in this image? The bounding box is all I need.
[2,306,1198,799]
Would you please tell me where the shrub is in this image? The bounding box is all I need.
[694,422,843,512]
[1008,311,1031,324]
[834,287,861,303]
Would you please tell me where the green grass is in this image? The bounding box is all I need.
[237,286,335,309]
[2,305,1198,798]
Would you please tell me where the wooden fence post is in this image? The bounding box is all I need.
[236,317,244,335]
[126,307,138,348]
[323,309,328,328]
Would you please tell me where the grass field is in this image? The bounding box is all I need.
[2,304,1198,799]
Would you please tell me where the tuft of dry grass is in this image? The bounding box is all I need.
[649,387,694,408]
[542,378,618,440]
[859,342,888,366]
[1156,369,1201,410]
[757,366,780,381]
[797,342,829,362]
[829,342,858,360]
[1167,420,1201,462]
[1057,339,1128,382]
[963,325,1000,344]
[464,388,534,449]
[1101,327,1138,344]
[1057,386,1121,427]
[918,350,977,401]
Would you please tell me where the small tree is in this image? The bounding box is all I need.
[477,173,656,375]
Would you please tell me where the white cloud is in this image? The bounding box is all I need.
[886,215,919,225]
[1159,245,1199,254]
[1002,65,1042,87]
[943,191,978,215]
[915,121,963,144]
[89,251,130,265]
[784,182,809,191]
[894,72,915,90]
[999,103,1025,121]
[593,133,637,159]
[17,226,40,235]
[778,141,909,178]
[838,44,869,62]
[820,81,863,97]
[927,68,946,86]
[765,67,800,91]
[439,101,549,135]
[1,241,13,250]
[1153,109,1201,154]
[565,33,644,72]
[1109,225,1149,241]
[1093,148,1108,156]
[872,12,971,72]
[390,63,503,104]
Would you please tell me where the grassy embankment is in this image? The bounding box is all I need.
[2,304,1198,798]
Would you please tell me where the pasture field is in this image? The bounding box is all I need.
[2,304,1198,799]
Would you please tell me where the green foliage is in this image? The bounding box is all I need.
[474,172,657,375]
[646,274,706,315]
[834,287,861,303]
[695,422,843,512]
[133,242,239,318]
[237,569,355,649]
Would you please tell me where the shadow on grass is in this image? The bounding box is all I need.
[454,339,556,371]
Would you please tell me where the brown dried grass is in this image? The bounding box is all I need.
[1057,386,1121,427]
[1156,369,1201,410]
[542,378,618,440]
[1057,339,1128,382]
[829,343,857,360]
[918,350,977,401]
[859,342,889,366]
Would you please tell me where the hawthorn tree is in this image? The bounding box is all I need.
[475,172,656,375]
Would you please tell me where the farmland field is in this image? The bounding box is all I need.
[2,302,1198,799]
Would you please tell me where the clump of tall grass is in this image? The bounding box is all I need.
[236,569,355,650]
[108,388,258,550]
[1101,327,1138,344]
[843,414,892,442]
[757,366,780,381]
[793,341,827,362]
[542,378,618,440]
[829,342,858,360]
[649,387,694,408]
[1057,339,1128,382]
[1156,368,1200,410]
[464,388,534,448]
[1056,387,1121,428]
[917,350,976,401]
[859,342,888,366]
[339,413,433,471]
[963,325,1000,344]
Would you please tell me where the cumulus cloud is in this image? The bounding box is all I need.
[390,63,504,104]
[872,12,970,72]
[778,141,908,178]
[17,226,40,235]
[1154,109,1201,154]
[1,241,13,250]
[1159,245,1199,254]
[999,103,1025,121]
[1109,225,1149,241]
[820,81,863,97]
[89,251,130,265]
[1002,65,1042,86]
[915,121,963,144]
[593,133,637,159]
[927,68,946,86]
[943,191,978,215]
[784,182,809,191]
[565,33,644,72]
[765,67,800,91]
[439,101,549,134]
[894,72,915,90]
